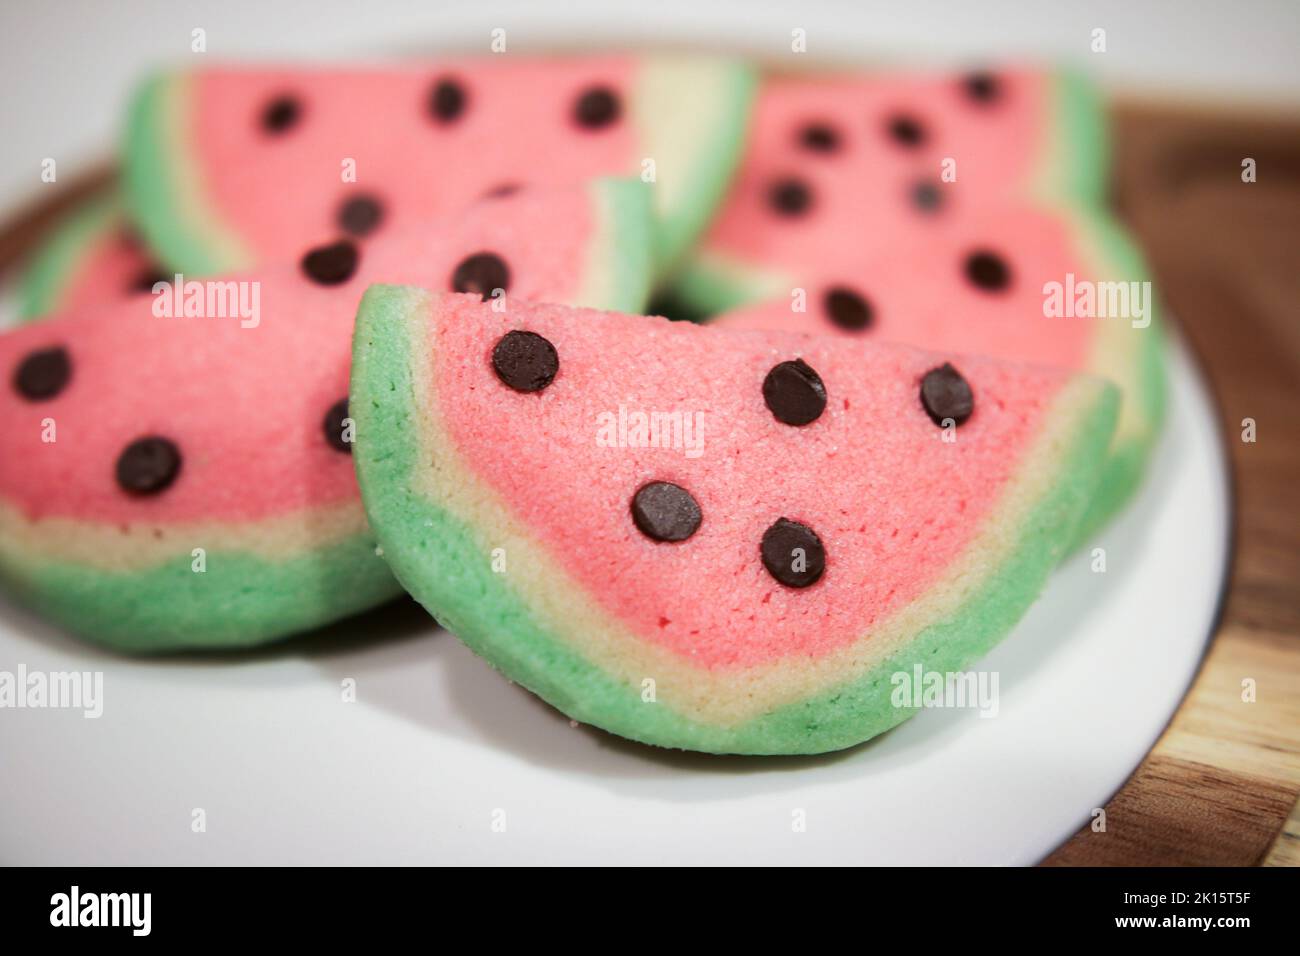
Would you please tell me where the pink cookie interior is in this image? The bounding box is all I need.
[431,298,1072,670]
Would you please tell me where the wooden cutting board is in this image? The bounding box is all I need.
[1044,101,1300,866]
[1,102,1297,867]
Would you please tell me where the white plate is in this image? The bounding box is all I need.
[0,324,1228,865]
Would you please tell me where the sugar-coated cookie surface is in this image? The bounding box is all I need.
[350,289,1119,754]
[0,180,654,650]
[124,57,756,279]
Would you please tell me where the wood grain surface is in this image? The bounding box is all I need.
[1043,102,1300,866]
[1,102,1297,867]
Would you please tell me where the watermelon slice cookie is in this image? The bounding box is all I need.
[15,194,167,321]
[709,202,1166,542]
[0,179,652,651]
[124,56,755,279]
[350,289,1119,754]
[674,68,1107,314]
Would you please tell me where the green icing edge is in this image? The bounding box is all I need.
[123,73,251,275]
[352,283,1120,755]
[0,531,401,653]
[15,194,123,321]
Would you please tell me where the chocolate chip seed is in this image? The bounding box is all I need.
[574,86,621,128]
[13,346,71,401]
[483,182,521,199]
[963,72,1001,104]
[920,362,974,426]
[337,195,384,237]
[323,398,352,453]
[964,250,1012,292]
[761,518,825,588]
[631,481,702,543]
[887,114,926,147]
[762,359,827,426]
[911,180,944,213]
[767,177,813,217]
[130,268,170,295]
[301,239,359,285]
[429,77,467,123]
[261,95,302,134]
[798,122,841,153]
[451,252,510,301]
[491,330,558,393]
[116,436,181,495]
[823,287,873,332]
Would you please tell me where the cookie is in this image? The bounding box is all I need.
[349,288,1120,754]
[0,179,653,650]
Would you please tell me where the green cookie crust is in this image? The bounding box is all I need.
[351,284,1120,755]
[123,73,254,275]
[16,194,122,321]
[0,531,401,652]
[1065,204,1167,546]
[637,59,757,279]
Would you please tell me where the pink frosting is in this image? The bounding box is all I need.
[432,299,1073,670]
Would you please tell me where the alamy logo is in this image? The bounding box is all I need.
[151,274,261,328]
[50,886,151,936]
[0,665,102,718]
[1042,273,1152,328]
[890,665,999,718]
[596,405,705,458]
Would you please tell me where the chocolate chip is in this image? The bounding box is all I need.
[920,362,974,426]
[887,114,926,147]
[483,183,520,199]
[261,95,301,134]
[574,87,621,128]
[323,398,352,453]
[798,122,841,153]
[823,287,873,332]
[964,250,1011,292]
[761,518,825,588]
[429,77,467,123]
[130,268,170,295]
[963,71,1001,104]
[911,180,944,213]
[491,330,558,393]
[301,239,359,285]
[13,346,71,401]
[451,252,510,301]
[116,436,181,495]
[631,481,702,543]
[337,195,384,237]
[763,359,827,426]
[767,177,813,216]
